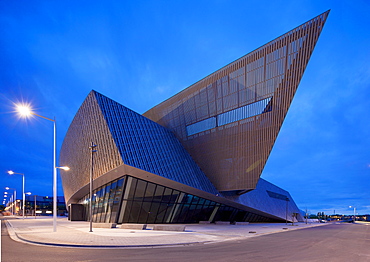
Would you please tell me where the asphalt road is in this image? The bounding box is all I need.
[2,218,370,262]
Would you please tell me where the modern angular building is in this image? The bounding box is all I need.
[60,11,329,224]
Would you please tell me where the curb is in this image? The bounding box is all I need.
[4,219,329,249]
[4,219,211,249]
[15,233,209,249]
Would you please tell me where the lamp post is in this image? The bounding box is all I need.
[5,187,16,215]
[89,142,97,232]
[7,171,25,219]
[24,192,31,216]
[54,166,69,220]
[5,194,11,214]
[349,206,356,222]
[34,195,37,219]
[9,195,13,214]
[3,193,8,213]
[15,104,59,232]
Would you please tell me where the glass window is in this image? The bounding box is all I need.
[174,204,189,223]
[129,201,142,223]
[95,187,105,223]
[134,179,147,201]
[144,183,156,202]
[147,201,160,223]
[110,178,124,223]
[121,200,133,223]
[161,188,173,203]
[105,180,118,223]
[138,201,151,223]
[78,175,274,224]
[127,178,137,200]
[155,202,169,223]
[186,117,216,136]
[101,182,112,223]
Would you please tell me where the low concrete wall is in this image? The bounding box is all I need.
[120,224,147,230]
[234,222,250,225]
[199,221,211,224]
[215,221,230,225]
[153,225,186,232]
[306,219,320,223]
[93,223,117,228]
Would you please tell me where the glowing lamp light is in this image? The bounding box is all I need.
[57,166,70,171]
[16,104,32,117]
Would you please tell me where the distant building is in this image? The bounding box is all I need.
[4,195,66,216]
[60,11,329,224]
[24,195,66,216]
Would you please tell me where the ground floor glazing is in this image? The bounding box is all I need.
[76,175,278,224]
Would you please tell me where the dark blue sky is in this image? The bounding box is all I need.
[1,0,369,215]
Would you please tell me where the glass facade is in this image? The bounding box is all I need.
[24,196,66,216]
[186,97,273,136]
[79,177,125,223]
[79,175,275,224]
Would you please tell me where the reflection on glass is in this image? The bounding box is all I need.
[79,175,274,224]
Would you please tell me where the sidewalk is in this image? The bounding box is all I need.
[4,216,327,248]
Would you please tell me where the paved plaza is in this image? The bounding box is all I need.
[4,216,327,248]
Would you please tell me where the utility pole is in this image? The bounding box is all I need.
[285,197,289,225]
[89,142,97,232]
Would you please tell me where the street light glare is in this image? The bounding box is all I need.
[7,170,14,175]
[16,104,32,117]
[14,102,58,231]
[59,166,70,171]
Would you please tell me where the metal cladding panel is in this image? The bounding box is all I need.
[59,91,124,203]
[93,92,218,195]
[224,178,304,222]
[143,11,329,192]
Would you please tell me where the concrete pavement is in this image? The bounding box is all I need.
[4,216,327,248]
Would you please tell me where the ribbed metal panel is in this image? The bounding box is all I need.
[60,91,219,204]
[94,92,218,194]
[144,11,329,192]
[59,92,124,203]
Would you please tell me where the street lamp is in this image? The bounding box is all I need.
[89,142,97,233]
[285,197,290,225]
[5,187,16,215]
[8,195,13,214]
[33,195,37,219]
[7,171,25,219]
[15,104,58,232]
[55,166,69,218]
[349,206,356,222]
[24,192,31,216]
[57,166,70,171]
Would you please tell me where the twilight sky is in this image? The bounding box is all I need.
[1,0,369,216]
